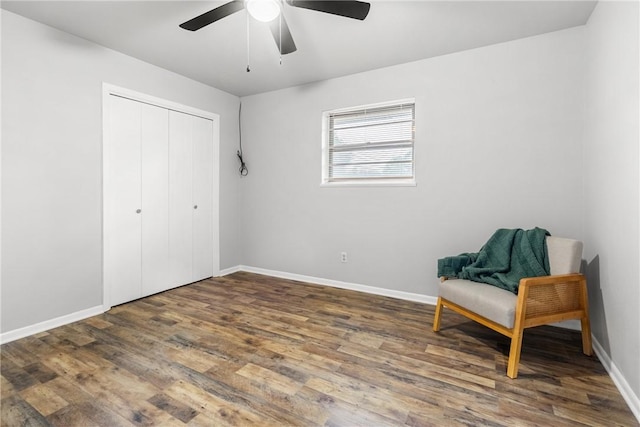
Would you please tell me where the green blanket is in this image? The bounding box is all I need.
[437,228,550,294]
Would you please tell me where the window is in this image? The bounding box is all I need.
[322,99,415,186]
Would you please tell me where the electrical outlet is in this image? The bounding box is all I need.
[341,252,348,263]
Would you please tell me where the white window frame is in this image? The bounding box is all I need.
[321,98,416,187]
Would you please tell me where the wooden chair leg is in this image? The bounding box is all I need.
[433,297,443,332]
[581,316,593,356]
[579,281,593,356]
[507,327,524,379]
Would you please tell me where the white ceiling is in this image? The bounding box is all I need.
[1,1,597,97]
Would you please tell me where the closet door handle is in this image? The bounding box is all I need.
[136,209,141,214]
[194,205,198,209]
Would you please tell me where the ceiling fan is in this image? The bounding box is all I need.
[179,0,371,55]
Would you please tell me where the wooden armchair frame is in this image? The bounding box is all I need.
[433,273,592,379]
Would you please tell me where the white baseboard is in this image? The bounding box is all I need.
[218,265,242,276]
[592,337,640,423]
[226,265,438,305]
[0,305,105,345]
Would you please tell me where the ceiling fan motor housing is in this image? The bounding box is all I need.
[246,0,281,23]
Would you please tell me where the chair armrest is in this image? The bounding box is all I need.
[517,273,588,325]
[519,273,585,289]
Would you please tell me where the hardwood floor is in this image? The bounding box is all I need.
[1,272,637,426]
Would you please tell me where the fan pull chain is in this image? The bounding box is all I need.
[246,11,251,72]
[279,13,282,65]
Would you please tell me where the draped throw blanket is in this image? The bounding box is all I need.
[437,228,551,294]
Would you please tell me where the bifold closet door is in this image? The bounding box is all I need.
[168,111,214,286]
[107,95,169,306]
[106,92,215,307]
[168,111,193,287]
[192,116,214,281]
[140,105,170,297]
[107,95,142,306]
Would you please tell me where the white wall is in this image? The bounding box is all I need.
[1,10,241,333]
[583,0,640,409]
[239,27,585,297]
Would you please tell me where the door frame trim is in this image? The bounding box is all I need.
[102,83,220,311]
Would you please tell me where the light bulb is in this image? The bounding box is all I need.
[246,0,281,22]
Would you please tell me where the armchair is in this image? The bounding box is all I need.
[432,236,592,378]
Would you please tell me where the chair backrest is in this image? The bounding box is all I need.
[547,236,583,275]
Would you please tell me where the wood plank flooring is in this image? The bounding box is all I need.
[1,272,637,426]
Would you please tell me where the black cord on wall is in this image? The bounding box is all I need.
[237,102,248,176]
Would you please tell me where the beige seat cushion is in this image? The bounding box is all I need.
[438,236,583,329]
[440,279,518,328]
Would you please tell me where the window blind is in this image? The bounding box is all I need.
[327,102,415,182]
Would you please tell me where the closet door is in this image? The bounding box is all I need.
[104,85,218,309]
[192,116,214,281]
[168,111,214,285]
[107,95,142,306]
[168,111,194,287]
[140,104,170,296]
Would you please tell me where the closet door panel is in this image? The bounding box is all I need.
[192,116,214,281]
[141,104,170,296]
[107,95,142,306]
[169,111,194,287]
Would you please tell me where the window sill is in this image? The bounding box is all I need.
[320,179,416,188]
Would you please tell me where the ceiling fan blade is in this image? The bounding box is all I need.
[285,0,370,20]
[180,0,245,31]
[269,15,297,55]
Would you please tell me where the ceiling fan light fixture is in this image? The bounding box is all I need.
[246,0,281,22]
